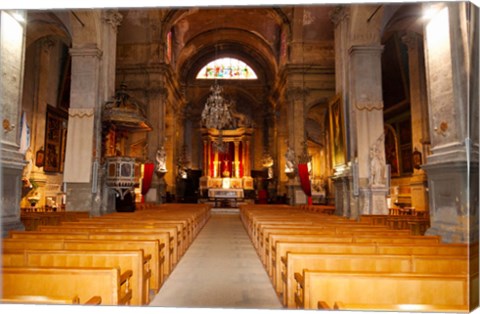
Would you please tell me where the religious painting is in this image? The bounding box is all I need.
[44,105,68,172]
[384,124,400,177]
[328,94,346,167]
[57,50,71,112]
[401,146,413,174]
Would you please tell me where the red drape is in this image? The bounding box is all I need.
[298,163,312,205]
[141,163,155,203]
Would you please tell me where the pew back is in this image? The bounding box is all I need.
[2,266,130,305]
[297,270,468,310]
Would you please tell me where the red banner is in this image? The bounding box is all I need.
[297,163,312,205]
[141,163,155,202]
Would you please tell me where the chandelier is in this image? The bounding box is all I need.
[201,83,234,152]
[201,83,234,130]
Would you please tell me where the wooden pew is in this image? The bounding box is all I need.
[294,270,468,310]
[274,241,469,303]
[1,295,102,305]
[36,225,177,267]
[283,252,469,308]
[330,302,469,312]
[2,266,133,305]
[9,227,169,283]
[267,233,441,277]
[19,211,90,231]
[62,219,187,257]
[2,249,150,305]
[1,238,164,294]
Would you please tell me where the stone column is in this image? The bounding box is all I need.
[99,9,122,214]
[402,31,430,213]
[286,86,308,205]
[146,86,168,203]
[349,45,388,216]
[1,10,27,236]
[63,46,102,213]
[422,2,478,243]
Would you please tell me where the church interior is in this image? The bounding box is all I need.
[0,1,479,311]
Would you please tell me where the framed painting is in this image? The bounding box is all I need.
[328,94,347,167]
[44,105,68,172]
[384,124,400,177]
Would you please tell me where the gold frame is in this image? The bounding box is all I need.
[328,94,347,167]
[44,105,68,173]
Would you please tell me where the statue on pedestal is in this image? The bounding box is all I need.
[156,146,167,174]
[285,147,296,174]
[369,134,386,187]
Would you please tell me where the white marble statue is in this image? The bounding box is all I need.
[22,148,33,187]
[370,134,386,187]
[285,147,296,174]
[156,146,167,173]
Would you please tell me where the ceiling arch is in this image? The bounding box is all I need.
[177,27,278,84]
[26,12,72,48]
[163,7,288,87]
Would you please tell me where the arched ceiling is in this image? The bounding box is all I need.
[381,3,425,41]
[165,7,288,84]
[25,11,72,47]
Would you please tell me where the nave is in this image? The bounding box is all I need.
[2,203,476,312]
[149,212,282,309]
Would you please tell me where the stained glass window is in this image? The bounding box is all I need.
[196,57,257,80]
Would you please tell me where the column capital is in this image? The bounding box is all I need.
[329,6,349,27]
[103,10,123,32]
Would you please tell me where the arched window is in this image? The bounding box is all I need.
[196,57,257,80]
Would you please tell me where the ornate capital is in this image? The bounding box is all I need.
[329,6,349,27]
[103,10,123,31]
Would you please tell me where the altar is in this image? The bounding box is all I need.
[199,127,254,195]
[208,188,244,208]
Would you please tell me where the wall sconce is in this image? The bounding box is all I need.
[412,147,422,170]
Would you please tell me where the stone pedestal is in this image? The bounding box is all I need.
[2,163,26,237]
[333,176,351,217]
[423,161,474,243]
[370,186,389,215]
[156,172,168,203]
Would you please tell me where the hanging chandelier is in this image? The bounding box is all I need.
[201,83,234,130]
[201,83,234,152]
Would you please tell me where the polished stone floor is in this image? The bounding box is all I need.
[149,212,283,310]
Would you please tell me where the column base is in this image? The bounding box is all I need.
[423,160,478,244]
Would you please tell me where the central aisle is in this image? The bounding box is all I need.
[149,212,283,309]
